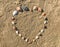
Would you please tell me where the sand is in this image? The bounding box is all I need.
[0,0,60,47]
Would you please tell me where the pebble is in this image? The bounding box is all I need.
[13,10,18,16]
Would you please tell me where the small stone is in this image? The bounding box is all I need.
[40,29,44,33]
[35,36,39,39]
[25,38,29,42]
[13,10,18,16]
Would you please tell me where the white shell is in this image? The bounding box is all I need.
[33,6,37,10]
[40,29,44,33]
[35,36,39,39]
[25,38,28,42]
[11,21,15,25]
[13,10,18,16]
[44,20,47,24]
[16,30,19,34]
[19,34,22,37]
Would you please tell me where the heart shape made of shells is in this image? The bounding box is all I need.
[12,6,48,44]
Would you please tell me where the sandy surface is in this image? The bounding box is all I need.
[0,0,60,47]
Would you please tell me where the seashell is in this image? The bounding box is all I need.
[35,36,39,39]
[19,34,22,37]
[40,29,44,33]
[33,6,38,11]
[25,38,29,42]
[11,21,15,25]
[16,30,19,34]
[16,7,21,11]
[44,20,48,24]
[13,10,18,16]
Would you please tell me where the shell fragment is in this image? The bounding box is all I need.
[13,10,18,16]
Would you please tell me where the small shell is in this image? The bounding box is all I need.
[35,36,39,39]
[11,21,15,25]
[16,7,21,11]
[13,10,18,16]
[33,6,38,11]
[40,29,44,33]
[44,20,48,24]
[19,34,22,37]
[25,38,29,42]
[16,30,19,34]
